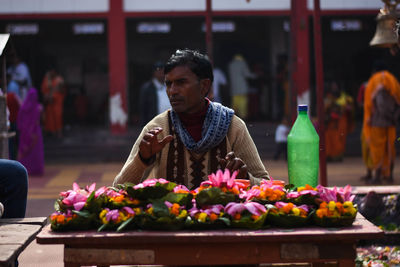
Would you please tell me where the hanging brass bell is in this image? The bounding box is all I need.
[370,4,399,47]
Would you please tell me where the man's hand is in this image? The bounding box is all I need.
[218,151,248,179]
[139,127,173,161]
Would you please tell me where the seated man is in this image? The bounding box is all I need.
[0,159,28,218]
[113,49,269,189]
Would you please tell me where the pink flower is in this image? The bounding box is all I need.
[225,202,267,217]
[173,184,190,193]
[317,185,355,202]
[60,182,95,211]
[201,169,238,189]
[133,178,169,189]
[105,209,120,222]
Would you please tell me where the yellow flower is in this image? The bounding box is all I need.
[292,207,300,216]
[178,209,187,219]
[146,207,154,215]
[328,201,336,211]
[133,208,141,215]
[198,212,207,222]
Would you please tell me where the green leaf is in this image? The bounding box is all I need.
[196,187,237,206]
[72,210,92,218]
[231,213,267,229]
[151,199,170,217]
[117,217,134,232]
[97,223,108,232]
[162,192,193,208]
[86,191,95,203]
[54,200,61,212]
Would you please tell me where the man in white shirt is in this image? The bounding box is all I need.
[139,62,171,126]
[212,67,227,103]
[7,55,32,101]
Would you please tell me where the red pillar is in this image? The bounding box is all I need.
[290,0,310,122]
[108,0,128,134]
[313,0,327,186]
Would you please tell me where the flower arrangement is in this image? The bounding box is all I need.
[313,185,357,227]
[50,170,358,232]
[224,201,268,229]
[266,201,311,228]
[242,178,286,204]
[186,203,230,229]
[194,169,241,206]
[286,184,319,206]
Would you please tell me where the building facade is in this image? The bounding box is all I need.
[0,0,394,133]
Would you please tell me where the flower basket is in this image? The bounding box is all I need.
[50,210,98,231]
[185,204,230,230]
[137,199,188,231]
[123,179,177,202]
[195,187,238,207]
[313,201,357,227]
[265,202,312,228]
[225,202,268,229]
[313,213,357,227]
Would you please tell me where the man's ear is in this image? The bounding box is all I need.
[200,78,212,97]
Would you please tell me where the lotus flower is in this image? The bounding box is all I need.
[60,182,95,211]
[133,178,169,189]
[317,185,354,203]
[201,169,238,188]
[225,202,267,217]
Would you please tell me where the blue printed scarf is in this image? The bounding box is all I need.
[170,101,234,154]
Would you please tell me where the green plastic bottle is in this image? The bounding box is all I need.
[287,104,319,188]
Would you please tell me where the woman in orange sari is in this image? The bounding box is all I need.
[363,61,400,184]
[41,69,65,138]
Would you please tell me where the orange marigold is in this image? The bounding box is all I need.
[233,213,241,220]
[170,203,180,216]
[282,203,294,214]
[209,213,219,222]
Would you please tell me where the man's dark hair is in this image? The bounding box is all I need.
[164,49,214,82]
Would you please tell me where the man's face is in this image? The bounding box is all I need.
[165,65,209,114]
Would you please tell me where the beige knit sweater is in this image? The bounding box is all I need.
[113,111,269,187]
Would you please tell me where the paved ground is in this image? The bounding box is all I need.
[13,120,400,266]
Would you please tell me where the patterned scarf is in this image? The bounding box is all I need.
[170,101,234,154]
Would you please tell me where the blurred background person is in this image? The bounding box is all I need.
[273,117,289,161]
[6,89,20,160]
[211,66,227,104]
[139,61,170,127]
[7,54,32,101]
[357,80,373,182]
[228,53,257,120]
[324,81,355,162]
[17,88,44,176]
[363,60,400,184]
[41,67,66,138]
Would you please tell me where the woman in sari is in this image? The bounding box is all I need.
[17,87,44,176]
[41,69,65,138]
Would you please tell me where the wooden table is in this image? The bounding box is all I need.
[0,217,47,267]
[36,214,383,267]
